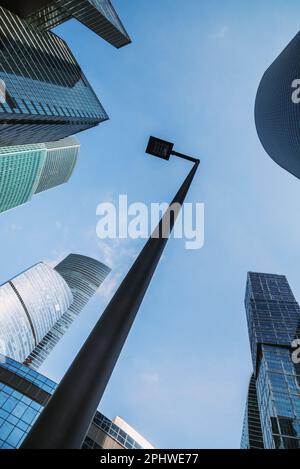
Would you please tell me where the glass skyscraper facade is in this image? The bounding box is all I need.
[0,355,153,449]
[27,254,111,370]
[0,0,131,49]
[241,374,264,449]
[0,137,79,214]
[0,6,108,146]
[0,263,73,363]
[242,272,300,449]
[0,143,45,213]
[34,137,79,193]
[255,32,300,180]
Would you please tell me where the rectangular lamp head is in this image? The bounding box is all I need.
[145,136,174,160]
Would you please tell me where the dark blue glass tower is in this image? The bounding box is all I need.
[0,0,131,48]
[0,6,108,146]
[255,32,300,180]
[242,272,300,449]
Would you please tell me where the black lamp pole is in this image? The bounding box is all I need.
[21,137,200,449]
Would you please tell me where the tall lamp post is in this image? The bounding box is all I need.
[21,137,200,449]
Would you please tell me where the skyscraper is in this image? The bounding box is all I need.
[34,137,79,193]
[0,254,109,368]
[0,263,73,363]
[2,0,132,49]
[255,32,300,180]
[27,254,111,370]
[0,355,153,449]
[0,6,108,146]
[0,137,79,214]
[241,272,300,449]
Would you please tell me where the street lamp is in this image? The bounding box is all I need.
[146,136,198,163]
[146,136,174,160]
[21,137,200,449]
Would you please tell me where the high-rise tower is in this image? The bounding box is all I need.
[0,137,79,214]
[0,0,131,48]
[241,272,300,449]
[0,263,73,363]
[0,254,110,368]
[34,137,79,194]
[255,32,300,180]
[0,6,108,146]
[27,254,111,370]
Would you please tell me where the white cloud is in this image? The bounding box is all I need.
[97,239,117,267]
[141,371,160,385]
[96,238,139,303]
[97,271,122,302]
[209,25,229,40]
[9,223,22,233]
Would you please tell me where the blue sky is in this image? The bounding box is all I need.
[2,0,300,449]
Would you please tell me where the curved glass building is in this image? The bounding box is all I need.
[0,263,73,363]
[27,254,111,369]
[0,137,80,214]
[0,143,45,213]
[0,6,108,146]
[34,137,79,194]
[255,32,300,179]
